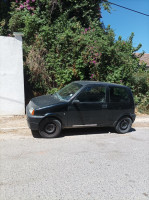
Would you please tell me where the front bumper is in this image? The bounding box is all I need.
[26,105,44,130]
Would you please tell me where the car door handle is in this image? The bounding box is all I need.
[102,104,107,109]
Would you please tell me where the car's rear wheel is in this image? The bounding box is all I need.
[115,117,132,134]
[39,118,61,138]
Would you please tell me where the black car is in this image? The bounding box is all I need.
[26,81,136,138]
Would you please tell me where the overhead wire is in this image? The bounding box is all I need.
[108,1,149,17]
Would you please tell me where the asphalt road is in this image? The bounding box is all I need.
[0,127,149,200]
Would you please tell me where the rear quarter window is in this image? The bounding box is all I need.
[109,87,130,103]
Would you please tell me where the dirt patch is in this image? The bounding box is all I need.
[0,115,28,129]
[133,122,149,127]
[0,129,32,140]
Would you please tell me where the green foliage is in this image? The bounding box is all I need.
[131,71,149,98]
[136,91,149,114]
[4,0,108,94]
[0,0,10,35]
[131,71,149,114]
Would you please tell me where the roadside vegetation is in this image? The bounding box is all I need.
[0,0,148,113]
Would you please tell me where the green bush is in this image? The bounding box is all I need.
[131,71,149,114]
[137,91,149,114]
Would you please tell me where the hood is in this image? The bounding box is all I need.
[30,94,61,108]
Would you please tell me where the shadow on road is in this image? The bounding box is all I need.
[31,127,136,138]
[31,130,42,138]
[129,128,136,133]
[62,127,113,137]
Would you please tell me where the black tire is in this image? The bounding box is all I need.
[39,118,61,138]
[115,117,132,134]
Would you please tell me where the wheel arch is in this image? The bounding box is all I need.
[39,115,62,138]
[113,114,133,127]
[39,115,63,128]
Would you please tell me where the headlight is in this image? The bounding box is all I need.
[29,108,35,115]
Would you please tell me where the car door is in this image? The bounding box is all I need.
[67,85,108,127]
[107,86,132,125]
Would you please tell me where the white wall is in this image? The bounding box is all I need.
[0,35,25,115]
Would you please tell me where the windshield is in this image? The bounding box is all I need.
[57,82,82,101]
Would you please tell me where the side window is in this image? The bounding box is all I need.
[110,87,130,103]
[77,86,106,102]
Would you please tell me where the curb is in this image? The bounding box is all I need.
[0,116,149,131]
[0,127,28,130]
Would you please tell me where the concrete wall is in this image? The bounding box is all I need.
[0,35,25,115]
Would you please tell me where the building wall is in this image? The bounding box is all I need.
[0,35,25,115]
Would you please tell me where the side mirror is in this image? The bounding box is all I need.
[72,99,80,104]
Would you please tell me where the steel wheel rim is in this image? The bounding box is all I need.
[120,120,128,130]
[45,123,56,134]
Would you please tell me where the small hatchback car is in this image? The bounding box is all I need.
[26,81,136,138]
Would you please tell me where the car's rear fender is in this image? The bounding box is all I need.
[113,113,136,127]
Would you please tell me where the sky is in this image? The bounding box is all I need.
[101,0,149,53]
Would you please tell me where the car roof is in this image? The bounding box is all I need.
[73,81,128,88]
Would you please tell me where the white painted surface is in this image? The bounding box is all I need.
[0,35,25,115]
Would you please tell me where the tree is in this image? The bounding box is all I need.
[0,0,147,107]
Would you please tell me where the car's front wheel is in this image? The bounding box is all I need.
[115,117,132,134]
[39,118,61,138]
